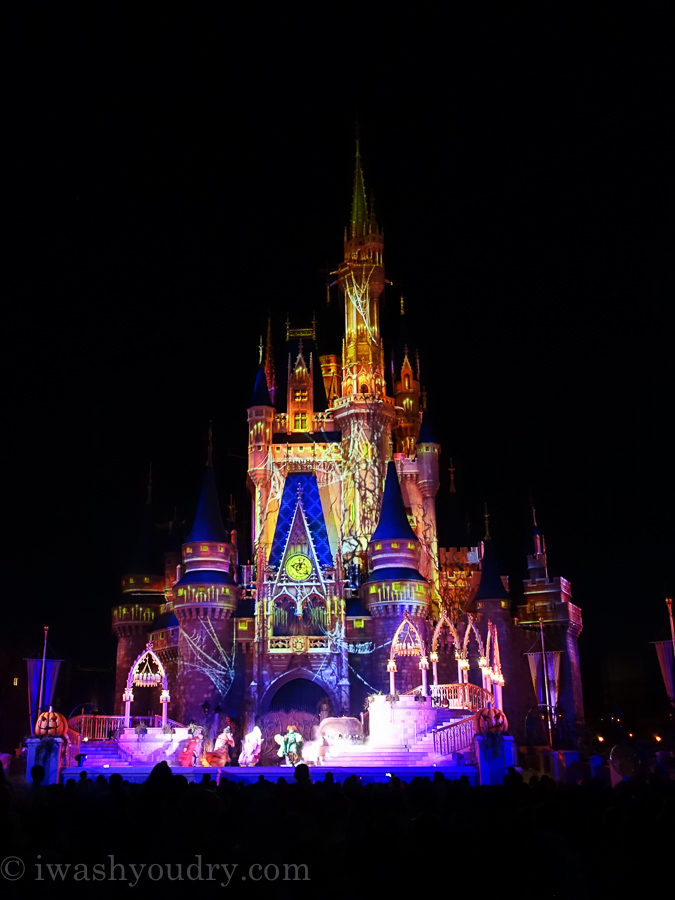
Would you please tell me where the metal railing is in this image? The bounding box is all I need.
[432,714,479,758]
[407,683,495,711]
[68,715,183,741]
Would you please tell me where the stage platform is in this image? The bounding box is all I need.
[61,763,478,785]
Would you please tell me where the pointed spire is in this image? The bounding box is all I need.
[249,366,273,407]
[350,136,369,239]
[476,530,509,601]
[187,456,228,544]
[483,502,491,540]
[371,462,418,542]
[264,315,276,402]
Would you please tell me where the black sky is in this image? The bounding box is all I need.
[3,5,674,724]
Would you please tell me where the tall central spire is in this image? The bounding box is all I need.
[350,137,369,239]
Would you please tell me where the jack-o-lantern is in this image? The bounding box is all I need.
[34,710,68,737]
[476,707,508,735]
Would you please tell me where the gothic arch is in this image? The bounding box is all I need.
[431,611,460,653]
[260,667,337,714]
[389,611,426,661]
[462,614,485,658]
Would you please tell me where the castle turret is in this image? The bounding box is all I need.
[173,448,239,723]
[518,509,584,737]
[112,470,166,715]
[362,461,431,693]
[247,366,275,573]
[393,349,421,456]
[414,409,441,594]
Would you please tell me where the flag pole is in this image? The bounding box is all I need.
[37,625,49,721]
[666,598,675,660]
[539,618,553,748]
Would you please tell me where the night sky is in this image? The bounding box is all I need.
[3,6,674,729]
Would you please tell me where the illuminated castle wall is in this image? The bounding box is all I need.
[112,145,585,740]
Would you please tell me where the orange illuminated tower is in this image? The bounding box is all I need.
[333,140,395,564]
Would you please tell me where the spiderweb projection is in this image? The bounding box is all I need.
[178,618,236,698]
[344,266,377,343]
[342,413,386,559]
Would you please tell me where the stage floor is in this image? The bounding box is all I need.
[61,763,478,785]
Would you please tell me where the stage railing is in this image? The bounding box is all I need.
[407,683,494,711]
[432,714,479,758]
[68,715,183,741]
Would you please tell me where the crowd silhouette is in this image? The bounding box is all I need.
[1,758,674,898]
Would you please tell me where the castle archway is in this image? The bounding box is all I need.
[260,668,335,715]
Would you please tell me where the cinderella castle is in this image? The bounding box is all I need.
[111,144,585,748]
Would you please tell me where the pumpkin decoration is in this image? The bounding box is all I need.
[35,710,68,737]
[476,707,508,736]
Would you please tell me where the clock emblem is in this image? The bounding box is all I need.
[285,553,313,581]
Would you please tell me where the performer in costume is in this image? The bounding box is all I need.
[239,725,263,766]
[204,722,235,767]
[274,724,304,766]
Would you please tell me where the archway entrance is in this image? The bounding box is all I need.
[269,678,332,715]
[259,677,333,765]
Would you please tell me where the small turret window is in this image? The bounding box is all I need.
[391,542,399,549]
[408,542,415,550]
[201,545,209,551]
[354,619,365,629]
[294,389,307,401]
[374,543,382,550]
[404,375,410,390]
[186,547,192,554]
[144,576,150,583]
[129,577,135,584]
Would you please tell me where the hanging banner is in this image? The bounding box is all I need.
[526,651,562,705]
[24,658,63,726]
[653,641,675,705]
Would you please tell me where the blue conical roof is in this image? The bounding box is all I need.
[475,538,509,601]
[371,462,418,543]
[417,409,437,444]
[186,464,228,543]
[248,366,273,407]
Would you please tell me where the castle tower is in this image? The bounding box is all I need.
[362,461,432,693]
[518,507,585,737]
[412,410,441,595]
[173,449,239,724]
[333,140,394,563]
[112,473,165,715]
[247,366,276,578]
[393,348,421,456]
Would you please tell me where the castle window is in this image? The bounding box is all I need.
[404,375,410,390]
[294,389,307,401]
[501,600,508,608]
[177,589,184,596]
[408,543,415,550]
[13,677,18,687]
[186,547,192,554]
[354,619,365,629]
[144,576,150,583]
[238,620,248,630]
[360,383,368,394]
[294,412,308,430]
[201,545,209,551]
[374,543,382,550]
[219,546,224,552]
[129,577,135,584]
[391,542,399,549]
